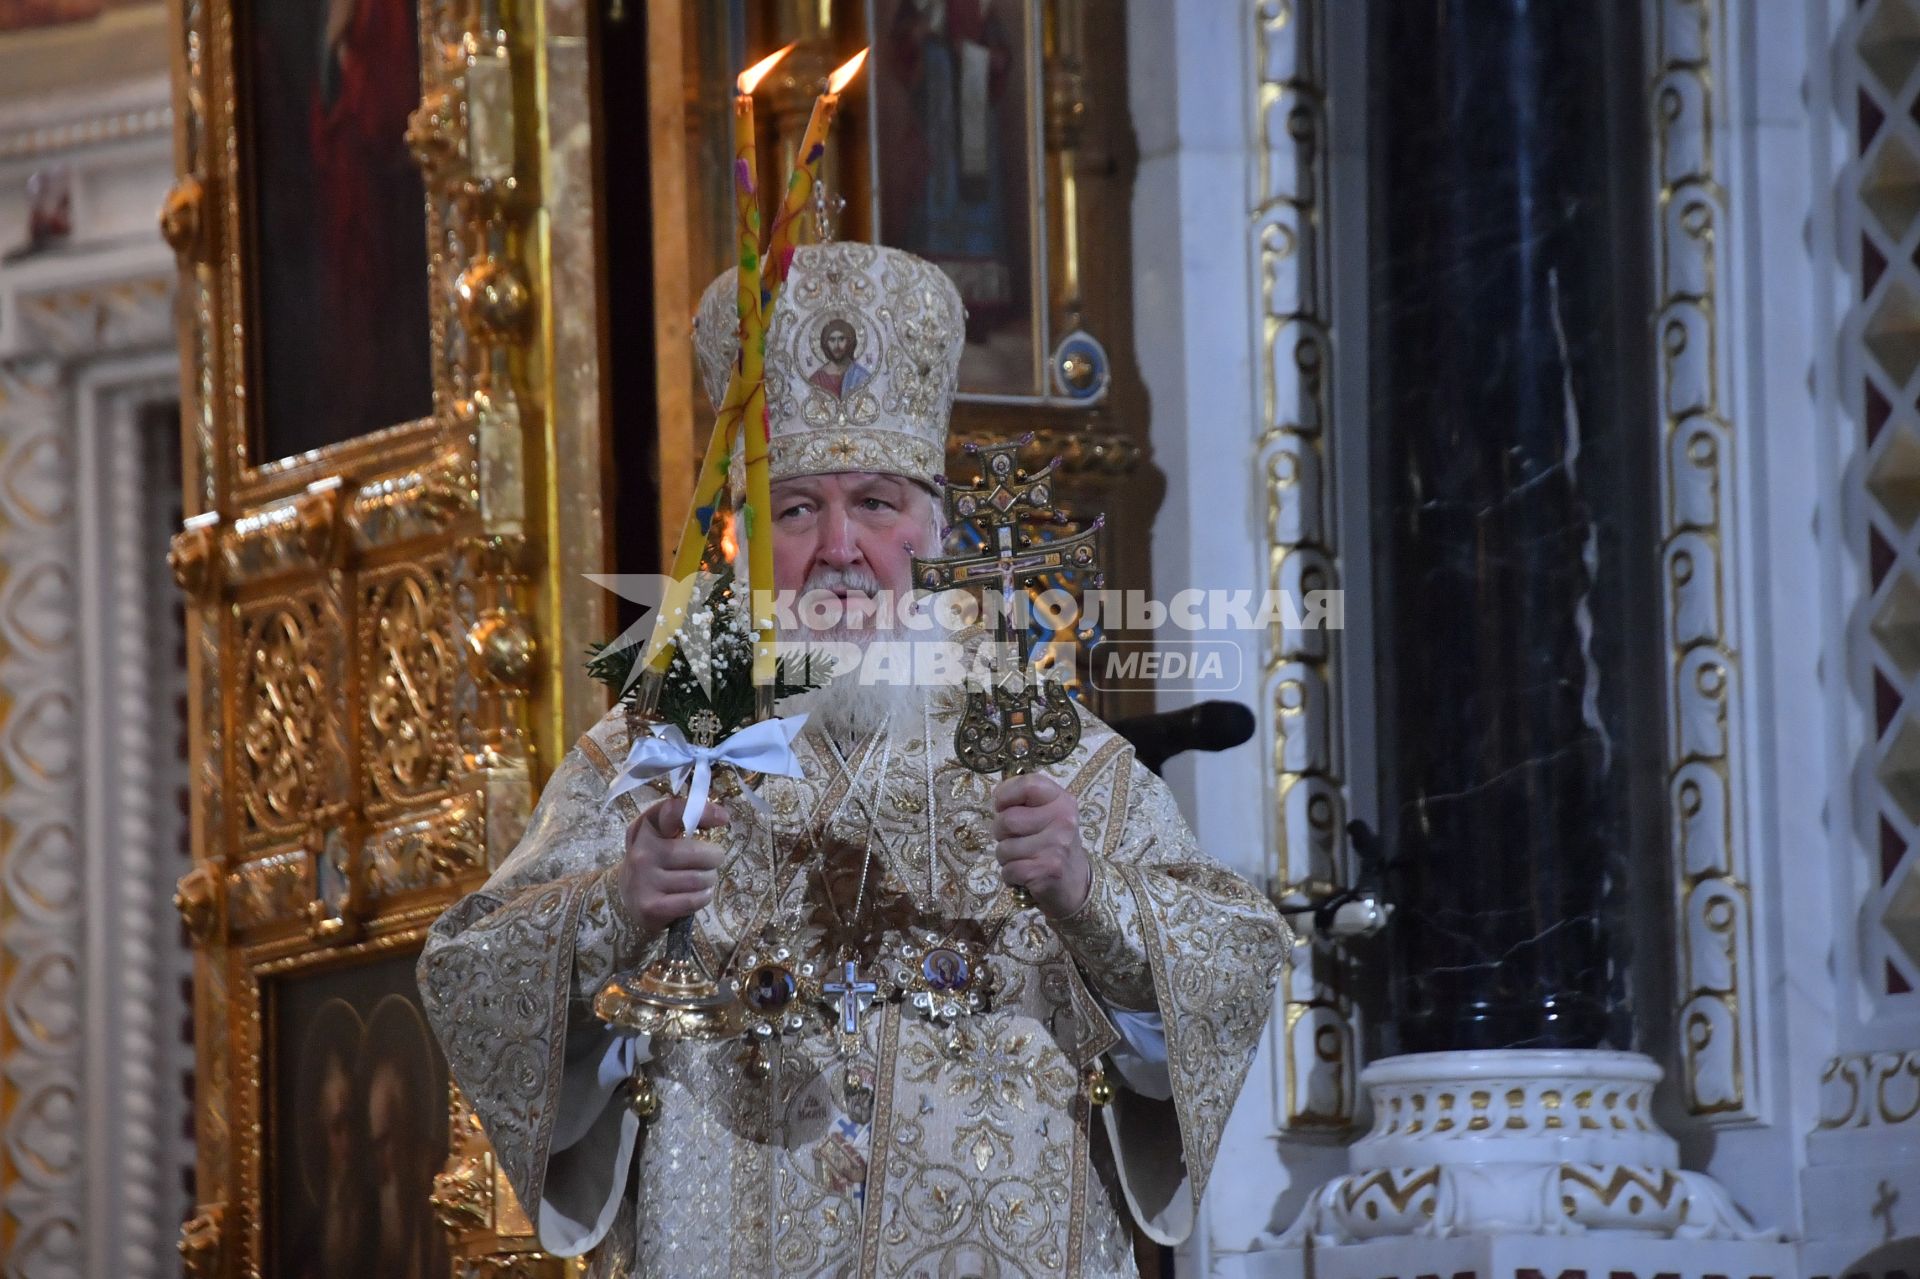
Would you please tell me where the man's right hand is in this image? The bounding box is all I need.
[618,796,731,935]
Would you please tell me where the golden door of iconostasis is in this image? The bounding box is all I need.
[161,0,1143,1273]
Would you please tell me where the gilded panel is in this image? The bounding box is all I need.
[234,591,346,847]
[163,0,600,1265]
[361,561,459,813]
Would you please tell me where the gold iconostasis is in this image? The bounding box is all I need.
[154,0,1146,1272]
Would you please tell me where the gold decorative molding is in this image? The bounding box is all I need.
[167,515,219,600]
[434,1084,550,1267]
[159,172,208,263]
[362,564,460,811]
[223,849,311,933]
[174,864,222,943]
[1251,0,1355,1132]
[177,1202,225,1279]
[1651,0,1757,1122]
[165,0,593,1267]
[365,797,484,900]
[1042,0,1088,333]
[345,450,473,549]
[1818,1050,1920,1131]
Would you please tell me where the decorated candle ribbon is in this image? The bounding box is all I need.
[603,714,810,832]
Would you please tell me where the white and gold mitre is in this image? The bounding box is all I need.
[693,241,964,488]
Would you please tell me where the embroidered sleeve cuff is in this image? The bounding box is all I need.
[1049,857,1158,1010]
[572,865,652,1005]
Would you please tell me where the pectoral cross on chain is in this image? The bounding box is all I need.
[823,958,878,1036]
[911,439,1103,778]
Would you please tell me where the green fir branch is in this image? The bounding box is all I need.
[585,565,832,737]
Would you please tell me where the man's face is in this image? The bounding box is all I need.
[822,324,854,365]
[772,471,939,635]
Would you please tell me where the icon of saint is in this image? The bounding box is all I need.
[923,948,969,993]
[749,965,796,1011]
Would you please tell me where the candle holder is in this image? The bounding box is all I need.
[594,917,742,1042]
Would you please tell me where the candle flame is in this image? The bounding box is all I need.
[718,510,739,562]
[827,48,869,95]
[737,44,794,95]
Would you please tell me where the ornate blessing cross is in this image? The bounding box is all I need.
[911,440,1103,779]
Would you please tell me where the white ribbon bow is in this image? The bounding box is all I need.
[603,714,810,833]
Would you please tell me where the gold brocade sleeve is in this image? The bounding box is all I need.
[1078,748,1293,1245]
[418,735,657,1218]
[1048,854,1157,1010]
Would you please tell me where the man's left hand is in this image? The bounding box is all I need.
[991,774,1092,917]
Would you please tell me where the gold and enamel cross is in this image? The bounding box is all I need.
[911,440,1103,780]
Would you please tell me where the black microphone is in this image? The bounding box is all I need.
[1108,700,1256,775]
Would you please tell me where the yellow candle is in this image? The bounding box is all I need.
[745,375,776,688]
[747,50,869,689]
[640,46,790,676]
[765,50,868,291]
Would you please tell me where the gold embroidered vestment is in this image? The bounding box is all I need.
[419,694,1290,1278]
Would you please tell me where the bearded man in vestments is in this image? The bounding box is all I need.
[419,241,1291,1278]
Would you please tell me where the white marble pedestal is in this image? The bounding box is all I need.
[1227,1050,1796,1279]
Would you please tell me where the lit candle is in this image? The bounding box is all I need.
[764,49,868,290]
[641,45,791,677]
[732,44,792,363]
[747,49,869,690]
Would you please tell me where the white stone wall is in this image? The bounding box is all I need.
[0,55,192,1279]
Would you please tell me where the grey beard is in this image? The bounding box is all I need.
[776,607,957,744]
[776,627,924,744]
[776,672,927,745]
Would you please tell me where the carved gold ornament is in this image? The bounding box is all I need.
[1250,0,1357,1134]
[173,865,221,943]
[467,606,536,689]
[159,173,208,262]
[295,478,345,566]
[456,256,532,344]
[433,1088,497,1236]
[238,606,329,834]
[406,86,460,179]
[167,518,219,601]
[1651,0,1756,1121]
[366,570,458,802]
[177,1203,225,1279]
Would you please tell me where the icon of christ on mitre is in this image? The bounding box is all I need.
[419,237,1291,1277]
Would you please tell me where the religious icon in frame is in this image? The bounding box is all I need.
[269,946,450,1279]
[870,0,1041,398]
[238,0,435,465]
